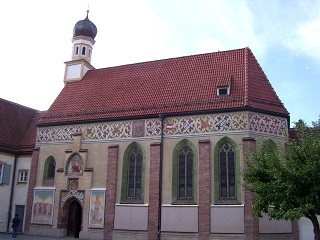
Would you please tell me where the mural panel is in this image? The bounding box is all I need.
[66,154,84,176]
[89,190,105,228]
[31,189,54,225]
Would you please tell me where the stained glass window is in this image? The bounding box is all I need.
[127,146,142,198]
[219,143,236,198]
[48,159,55,180]
[178,145,194,199]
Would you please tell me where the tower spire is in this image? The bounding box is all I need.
[63,11,98,84]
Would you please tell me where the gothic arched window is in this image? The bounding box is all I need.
[43,156,56,186]
[48,159,55,180]
[127,146,142,198]
[219,143,235,198]
[178,145,194,199]
[121,144,145,203]
[172,140,198,204]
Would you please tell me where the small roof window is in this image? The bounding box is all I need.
[217,86,230,96]
[218,87,229,96]
[217,76,232,96]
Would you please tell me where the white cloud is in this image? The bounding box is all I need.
[187,0,266,58]
[292,18,320,59]
[196,39,225,53]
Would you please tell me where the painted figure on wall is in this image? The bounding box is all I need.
[32,190,54,224]
[89,191,105,228]
[66,154,84,175]
[133,120,145,137]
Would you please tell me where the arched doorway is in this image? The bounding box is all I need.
[66,199,82,238]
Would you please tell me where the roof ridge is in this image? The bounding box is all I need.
[94,47,248,71]
[0,98,39,111]
[245,48,288,114]
[244,48,249,106]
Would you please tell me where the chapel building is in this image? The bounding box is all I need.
[1,11,298,240]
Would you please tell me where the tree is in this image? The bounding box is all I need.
[312,115,320,128]
[243,124,320,240]
[293,119,308,128]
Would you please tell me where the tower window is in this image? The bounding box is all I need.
[74,46,79,56]
[82,46,86,56]
[88,49,91,59]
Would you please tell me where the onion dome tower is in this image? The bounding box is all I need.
[64,10,98,83]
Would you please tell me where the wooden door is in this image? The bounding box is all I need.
[67,201,82,238]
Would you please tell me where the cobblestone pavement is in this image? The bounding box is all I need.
[0,233,75,239]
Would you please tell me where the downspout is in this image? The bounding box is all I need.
[7,155,18,232]
[158,114,164,239]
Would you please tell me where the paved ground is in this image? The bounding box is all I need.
[0,233,74,239]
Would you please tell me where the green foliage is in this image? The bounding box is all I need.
[293,119,308,128]
[243,126,320,222]
[312,115,320,127]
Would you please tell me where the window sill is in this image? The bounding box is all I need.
[120,198,144,204]
[172,199,197,205]
[214,199,241,205]
[17,182,27,184]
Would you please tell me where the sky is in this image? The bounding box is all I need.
[1,0,319,126]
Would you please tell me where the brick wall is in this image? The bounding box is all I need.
[148,142,161,240]
[104,144,119,240]
[242,137,259,240]
[198,139,211,239]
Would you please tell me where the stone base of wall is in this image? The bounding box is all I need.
[28,225,104,240]
[0,223,7,233]
[26,228,294,240]
[113,230,148,240]
[160,233,293,240]
[210,233,293,240]
[259,234,293,240]
[80,229,104,239]
[161,232,199,240]
[210,234,245,240]
[28,225,66,237]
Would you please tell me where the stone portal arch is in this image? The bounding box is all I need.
[58,197,83,238]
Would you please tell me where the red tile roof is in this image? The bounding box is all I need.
[39,48,288,125]
[0,98,41,154]
[19,111,44,153]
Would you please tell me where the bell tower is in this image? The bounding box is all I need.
[64,10,98,84]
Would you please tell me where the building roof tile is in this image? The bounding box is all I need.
[0,98,41,154]
[39,47,288,125]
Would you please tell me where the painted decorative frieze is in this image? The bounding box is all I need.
[249,113,287,136]
[146,119,162,136]
[37,112,287,143]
